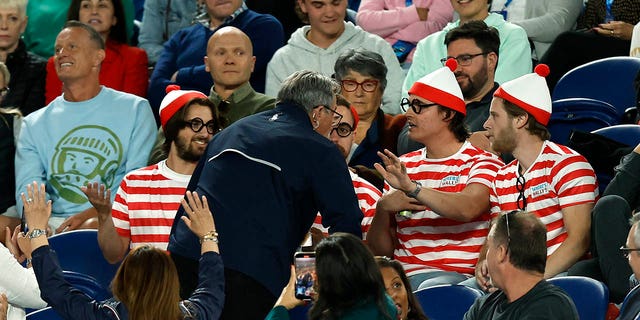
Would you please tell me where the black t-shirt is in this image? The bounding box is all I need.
[464,280,578,320]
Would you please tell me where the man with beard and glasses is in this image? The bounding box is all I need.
[468,65,598,292]
[81,85,224,264]
[398,20,501,154]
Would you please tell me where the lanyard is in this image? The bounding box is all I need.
[406,0,412,6]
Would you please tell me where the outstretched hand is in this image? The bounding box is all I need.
[21,182,51,232]
[374,149,414,192]
[180,191,216,239]
[81,182,112,217]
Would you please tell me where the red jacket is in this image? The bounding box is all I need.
[45,39,148,103]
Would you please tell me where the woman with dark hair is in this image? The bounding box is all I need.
[266,233,397,320]
[44,0,149,104]
[376,257,429,320]
[19,182,224,320]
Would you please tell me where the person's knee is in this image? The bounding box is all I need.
[593,195,631,224]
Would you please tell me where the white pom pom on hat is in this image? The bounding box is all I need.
[159,85,208,129]
[408,58,466,115]
[493,64,552,126]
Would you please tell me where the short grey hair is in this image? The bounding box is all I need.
[334,48,388,92]
[0,0,27,18]
[277,70,338,113]
[631,212,640,248]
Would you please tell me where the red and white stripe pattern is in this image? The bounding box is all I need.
[312,170,381,239]
[112,161,190,250]
[391,142,503,276]
[490,141,598,255]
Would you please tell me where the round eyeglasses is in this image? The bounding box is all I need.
[400,97,438,114]
[341,79,379,93]
[183,117,220,134]
[331,122,355,137]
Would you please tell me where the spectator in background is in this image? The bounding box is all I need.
[404,0,531,96]
[541,0,640,90]
[22,0,136,59]
[0,0,46,116]
[266,233,397,320]
[489,0,582,60]
[356,0,454,65]
[334,49,406,171]
[619,213,640,319]
[12,21,156,236]
[45,0,149,104]
[245,0,304,40]
[266,0,404,115]
[148,0,283,125]
[138,0,199,64]
[463,211,579,320]
[376,256,429,320]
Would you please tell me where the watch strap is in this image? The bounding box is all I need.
[405,180,422,198]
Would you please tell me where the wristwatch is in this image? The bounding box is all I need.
[28,229,46,239]
[404,180,422,199]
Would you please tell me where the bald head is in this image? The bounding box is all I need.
[205,26,256,97]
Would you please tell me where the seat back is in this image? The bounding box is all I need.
[63,271,112,301]
[48,229,120,294]
[26,307,63,320]
[552,56,640,119]
[592,124,640,147]
[548,98,619,145]
[548,276,609,320]
[413,284,482,320]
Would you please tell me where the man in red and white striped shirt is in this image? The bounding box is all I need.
[369,60,503,290]
[473,65,598,291]
[310,96,381,242]
[84,86,224,263]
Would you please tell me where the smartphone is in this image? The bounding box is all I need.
[294,252,316,300]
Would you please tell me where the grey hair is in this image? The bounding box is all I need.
[631,212,640,248]
[0,62,10,85]
[0,0,28,18]
[334,48,388,92]
[277,70,338,113]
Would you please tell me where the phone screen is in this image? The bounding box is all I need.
[294,252,316,300]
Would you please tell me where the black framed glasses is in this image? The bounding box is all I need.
[620,246,640,258]
[515,173,527,211]
[341,79,379,93]
[183,117,219,134]
[319,105,343,127]
[400,97,438,114]
[440,52,488,66]
[503,210,519,252]
[330,122,354,137]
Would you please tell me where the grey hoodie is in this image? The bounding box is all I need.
[266,21,404,115]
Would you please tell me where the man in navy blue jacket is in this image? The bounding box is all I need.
[147,0,283,125]
[168,70,363,319]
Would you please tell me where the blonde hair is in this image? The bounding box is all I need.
[0,0,28,18]
[0,62,10,85]
[111,246,182,320]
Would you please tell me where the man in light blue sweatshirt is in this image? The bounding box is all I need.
[11,21,156,235]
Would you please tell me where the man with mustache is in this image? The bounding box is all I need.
[82,85,225,263]
[398,21,500,154]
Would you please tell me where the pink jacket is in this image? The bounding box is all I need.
[356,0,453,62]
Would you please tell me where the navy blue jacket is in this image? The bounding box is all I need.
[147,9,283,124]
[168,102,363,296]
[32,246,224,319]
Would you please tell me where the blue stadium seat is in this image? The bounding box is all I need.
[552,57,640,119]
[592,124,640,148]
[48,229,120,295]
[26,307,63,320]
[413,284,482,320]
[63,271,112,301]
[548,276,609,320]
[548,98,619,145]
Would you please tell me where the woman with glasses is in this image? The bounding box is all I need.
[267,233,397,320]
[334,48,408,172]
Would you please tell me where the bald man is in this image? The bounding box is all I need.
[148,27,276,164]
[205,26,275,124]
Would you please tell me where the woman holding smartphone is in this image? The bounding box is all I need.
[19,182,224,320]
[267,233,397,320]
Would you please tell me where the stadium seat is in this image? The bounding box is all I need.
[548,276,609,320]
[413,284,482,320]
[63,271,112,301]
[26,307,63,320]
[48,229,120,295]
[552,56,640,120]
[547,98,619,145]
